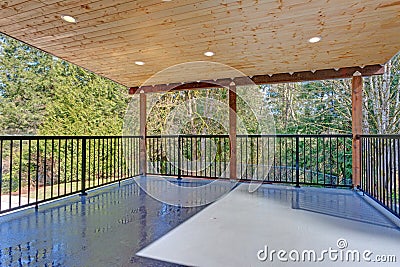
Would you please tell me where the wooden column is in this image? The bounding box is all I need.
[229,82,237,180]
[352,72,363,188]
[139,91,147,176]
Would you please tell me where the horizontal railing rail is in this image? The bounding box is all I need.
[0,136,141,214]
[359,135,400,218]
[147,134,353,188]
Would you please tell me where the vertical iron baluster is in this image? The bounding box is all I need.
[365,138,368,192]
[81,138,87,195]
[36,139,40,204]
[295,136,299,188]
[102,138,105,185]
[76,138,80,190]
[309,137,312,184]
[18,140,22,206]
[64,139,67,195]
[189,137,192,177]
[343,137,346,185]
[116,137,119,180]
[28,139,31,203]
[279,137,282,182]
[316,137,319,185]
[329,136,333,185]
[336,137,339,186]
[156,137,159,174]
[382,138,385,204]
[44,139,47,200]
[374,138,378,198]
[110,138,114,181]
[389,138,394,210]
[378,138,382,202]
[303,137,305,184]
[57,139,61,197]
[105,138,109,183]
[245,138,249,179]
[9,140,12,209]
[396,139,399,215]
[291,137,294,182]
[168,137,171,175]
[211,137,214,178]
[97,138,100,186]
[93,138,96,187]
[51,139,54,198]
[323,137,326,185]
[285,137,288,182]
[256,136,259,180]
[268,137,271,181]
[272,137,275,181]
[87,139,91,189]
[262,137,265,182]
[178,136,181,179]
[384,138,389,207]
[225,137,228,179]
[70,139,74,193]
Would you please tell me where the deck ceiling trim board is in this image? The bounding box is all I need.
[128,64,385,94]
[1,0,399,87]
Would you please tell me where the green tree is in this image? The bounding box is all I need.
[0,34,54,134]
[39,61,129,136]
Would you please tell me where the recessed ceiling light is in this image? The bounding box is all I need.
[135,61,145,66]
[308,36,321,43]
[204,51,215,57]
[61,15,77,23]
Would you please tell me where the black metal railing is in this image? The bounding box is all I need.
[360,135,400,218]
[147,134,353,187]
[0,136,140,214]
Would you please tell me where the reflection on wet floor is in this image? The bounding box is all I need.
[0,177,213,266]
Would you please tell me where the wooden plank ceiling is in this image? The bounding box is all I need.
[0,0,399,87]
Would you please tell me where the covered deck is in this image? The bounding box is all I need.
[1,0,400,266]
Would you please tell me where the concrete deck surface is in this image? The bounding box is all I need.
[138,182,400,266]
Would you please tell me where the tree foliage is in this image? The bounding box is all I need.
[0,33,129,136]
[0,36,54,134]
[40,61,129,136]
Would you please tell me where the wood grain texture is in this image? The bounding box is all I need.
[139,92,147,175]
[229,83,237,180]
[0,0,398,87]
[352,74,363,187]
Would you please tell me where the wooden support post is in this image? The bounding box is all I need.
[352,72,363,188]
[229,82,237,180]
[139,91,147,176]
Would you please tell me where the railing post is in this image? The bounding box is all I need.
[229,81,237,180]
[295,136,300,188]
[80,138,87,196]
[139,91,147,176]
[177,135,182,180]
[352,72,363,189]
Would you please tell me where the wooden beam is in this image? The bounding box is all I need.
[139,91,147,176]
[352,72,363,188]
[229,82,237,180]
[129,64,384,94]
